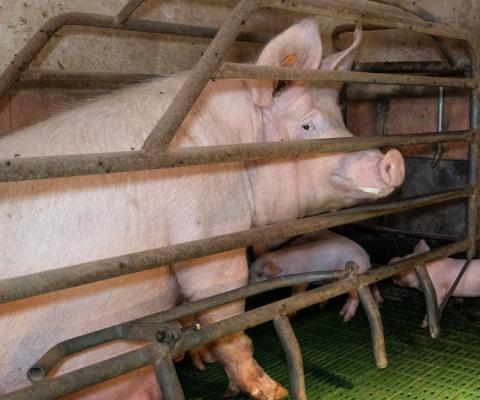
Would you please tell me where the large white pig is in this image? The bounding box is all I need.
[0,20,404,399]
[249,230,383,322]
[391,240,480,327]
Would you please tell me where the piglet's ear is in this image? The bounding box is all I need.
[250,19,322,107]
[321,24,362,71]
[262,260,283,277]
[414,239,431,254]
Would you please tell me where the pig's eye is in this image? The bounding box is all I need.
[302,123,314,131]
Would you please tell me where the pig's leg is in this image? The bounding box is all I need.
[123,366,163,400]
[179,315,217,371]
[288,283,309,318]
[339,291,360,322]
[174,249,288,400]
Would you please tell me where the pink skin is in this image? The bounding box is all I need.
[391,240,480,327]
[250,231,383,322]
[0,20,404,400]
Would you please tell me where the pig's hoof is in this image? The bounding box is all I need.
[225,370,288,399]
[190,345,217,371]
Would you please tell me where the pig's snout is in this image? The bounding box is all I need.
[379,149,405,188]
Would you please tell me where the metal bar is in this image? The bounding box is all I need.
[369,0,458,67]
[0,131,473,182]
[0,188,471,305]
[215,62,476,88]
[415,264,440,338]
[433,86,445,166]
[114,0,146,24]
[154,356,185,400]
[357,284,387,368]
[3,346,162,400]
[5,240,469,400]
[439,258,472,315]
[273,316,307,400]
[28,268,352,381]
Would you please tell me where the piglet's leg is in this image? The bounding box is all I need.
[174,249,288,400]
[288,283,309,318]
[339,291,360,322]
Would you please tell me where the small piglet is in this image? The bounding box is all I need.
[249,231,382,321]
[391,240,480,325]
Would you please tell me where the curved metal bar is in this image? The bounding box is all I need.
[439,258,473,315]
[0,188,471,305]
[357,284,387,368]
[4,240,469,400]
[415,264,440,338]
[273,316,307,400]
[28,268,353,382]
[155,355,185,400]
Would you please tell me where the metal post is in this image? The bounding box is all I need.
[415,264,440,338]
[357,285,388,368]
[273,316,307,400]
[155,356,186,400]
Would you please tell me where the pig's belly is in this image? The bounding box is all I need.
[0,162,253,394]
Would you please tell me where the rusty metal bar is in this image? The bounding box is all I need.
[439,258,472,315]
[273,316,307,400]
[215,62,475,88]
[114,0,146,24]
[5,240,469,400]
[28,268,352,382]
[357,284,387,368]
[415,264,440,338]
[0,130,473,182]
[0,187,471,305]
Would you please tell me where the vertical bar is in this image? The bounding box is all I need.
[273,316,307,400]
[154,356,185,400]
[433,86,445,166]
[468,89,479,259]
[357,285,388,369]
[415,264,440,338]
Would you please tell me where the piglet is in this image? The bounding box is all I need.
[391,239,480,327]
[249,231,382,321]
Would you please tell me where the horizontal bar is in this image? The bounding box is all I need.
[266,0,471,41]
[6,239,469,400]
[28,268,352,382]
[0,131,473,182]
[215,62,476,88]
[0,187,471,305]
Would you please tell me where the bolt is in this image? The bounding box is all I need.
[155,330,167,342]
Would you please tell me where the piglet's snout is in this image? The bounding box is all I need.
[378,149,405,188]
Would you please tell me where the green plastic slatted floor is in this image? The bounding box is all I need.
[177,286,480,399]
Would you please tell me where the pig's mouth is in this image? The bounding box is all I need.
[330,174,396,199]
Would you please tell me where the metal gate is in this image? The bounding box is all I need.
[0,0,478,399]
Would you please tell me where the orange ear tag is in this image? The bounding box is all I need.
[281,54,297,66]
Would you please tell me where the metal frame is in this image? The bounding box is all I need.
[1,0,479,399]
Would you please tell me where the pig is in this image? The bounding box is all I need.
[391,240,480,327]
[249,230,383,321]
[0,19,404,400]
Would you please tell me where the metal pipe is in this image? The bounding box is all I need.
[439,258,472,315]
[154,356,185,400]
[357,285,387,368]
[4,346,163,400]
[273,316,307,400]
[114,0,146,24]
[433,86,445,166]
[28,268,352,381]
[215,62,476,88]
[0,131,473,182]
[415,264,440,338]
[0,187,470,305]
[6,240,469,400]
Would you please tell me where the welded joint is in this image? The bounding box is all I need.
[123,321,182,350]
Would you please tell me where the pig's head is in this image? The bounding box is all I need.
[389,240,431,288]
[249,19,405,215]
[249,257,283,284]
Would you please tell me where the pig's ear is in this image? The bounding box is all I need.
[414,240,431,254]
[262,260,283,277]
[321,23,362,71]
[250,19,322,107]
